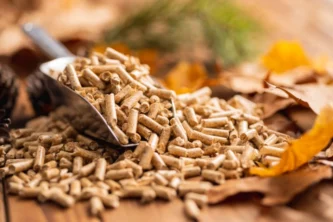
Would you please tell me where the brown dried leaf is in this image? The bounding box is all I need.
[266,83,333,114]
[290,181,333,221]
[217,74,264,94]
[268,66,317,86]
[263,113,299,136]
[217,65,320,95]
[208,165,332,206]
[285,106,316,132]
[251,93,295,118]
[209,85,238,100]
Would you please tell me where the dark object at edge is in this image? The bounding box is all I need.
[26,70,53,116]
[0,64,18,117]
[0,109,10,145]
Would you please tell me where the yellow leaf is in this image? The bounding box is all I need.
[261,41,310,73]
[164,62,208,94]
[250,104,333,177]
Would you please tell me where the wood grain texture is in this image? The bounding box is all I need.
[6,196,259,222]
[0,182,6,222]
[8,196,99,222]
[6,190,333,222]
[101,199,260,222]
[7,197,263,222]
[256,206,326,222]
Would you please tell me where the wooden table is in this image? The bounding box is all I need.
[2,0,333,221]
[2,179,332,222]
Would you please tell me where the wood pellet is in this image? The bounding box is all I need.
[1,47,293,220]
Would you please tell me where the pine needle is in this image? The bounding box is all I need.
[104,0,261,67]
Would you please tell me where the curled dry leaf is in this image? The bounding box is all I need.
[263,113,299,137]
[285,106,316,132]
[250,105,333,176]
[266,83,333,114]
[208,165,332,206]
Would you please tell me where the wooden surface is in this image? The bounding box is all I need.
[4,195,261,222]
[2,0,333,221]
[1,183,332,222]
[0,182,7,222]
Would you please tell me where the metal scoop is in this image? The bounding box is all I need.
[22,23,176,147]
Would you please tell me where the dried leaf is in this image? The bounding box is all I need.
[215,46,332,95]
[263,113,299,136]
[216,63,319,95]
[269,66,317,86]
[208,165,332,206]
[216,73,264,94]
[291,181,333,221]
[164,62,208,94]
[250,105,333,176]
[209,85,238,100]
[267,83,333,114]
[261,41,311,73]
[251,93,295,118]
[285,107,316,132]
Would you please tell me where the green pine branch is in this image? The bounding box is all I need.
[103,0,261,67]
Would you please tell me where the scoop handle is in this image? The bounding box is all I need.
[22,23,74,59]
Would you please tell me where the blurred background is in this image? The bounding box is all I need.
[1,0,333,128]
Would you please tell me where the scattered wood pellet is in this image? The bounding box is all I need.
[0,47,293,220]
[184,199,201,221]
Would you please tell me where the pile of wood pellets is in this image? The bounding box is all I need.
[0,48,292,220]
